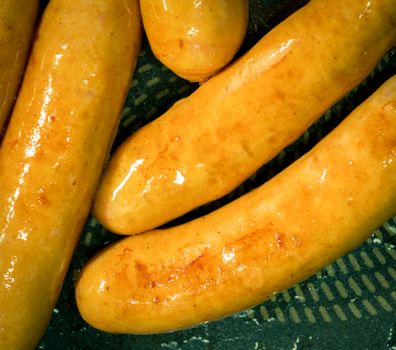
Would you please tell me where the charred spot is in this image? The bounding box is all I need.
[134,261,152,289]
[149,280,158,288]
[38,192,51,206]
[187,253,205,271]
[118,247,132,258]
[158,143,170,158]
[275,89,286,102]
[135,261,146,272]
[178,39,184,49]
[134,262,162,290]
[7,139,18,150]
[153,296,160,304]
[233,230,261,250]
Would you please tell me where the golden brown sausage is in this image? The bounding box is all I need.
[76,75,396,334]
[0,0,38,134]
[0,1,141,348]
[93,0,396,235]
[140,0,248,82]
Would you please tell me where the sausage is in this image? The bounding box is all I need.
[140,0,248,82]
[0,1,141,348]
[0,0,38,134]
[76,75,396,334]
[93,0,396,235]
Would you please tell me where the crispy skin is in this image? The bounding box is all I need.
[93,0,396,235]
[77,76,396,334]
[0,1,141,348]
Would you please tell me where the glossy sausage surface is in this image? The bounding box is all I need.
[77,75,396,334]
[140,0,248,82]
[0,1,141,348]
[93,0,396,235]
[0,0,38,134]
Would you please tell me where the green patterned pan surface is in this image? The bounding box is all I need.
[38,1,395,349]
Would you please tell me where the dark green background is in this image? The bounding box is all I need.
[37,1,396,349]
